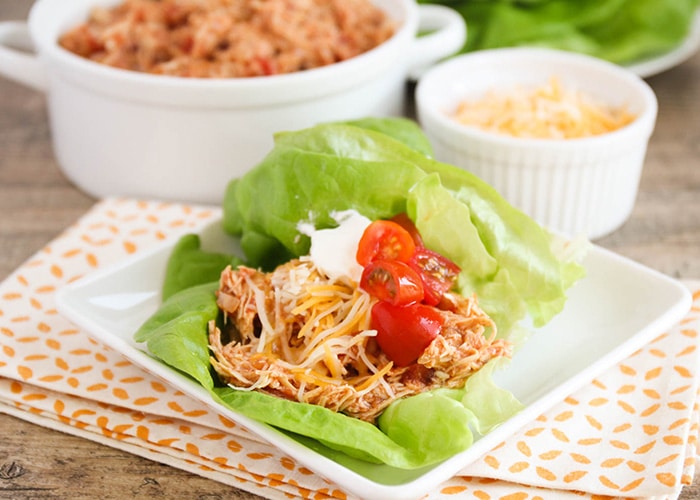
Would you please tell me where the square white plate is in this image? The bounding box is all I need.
[55,218,692,500]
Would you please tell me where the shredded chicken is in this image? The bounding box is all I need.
[59,0,395,78]
[209,258,511,422]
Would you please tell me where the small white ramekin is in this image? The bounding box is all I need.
[415,47,658,239]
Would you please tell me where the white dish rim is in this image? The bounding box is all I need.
[626,8,700,78]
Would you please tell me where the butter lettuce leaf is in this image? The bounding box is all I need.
[161,234,242,300]
[419,0,700,65]
[222,123,430,266]
[134,282,219,389]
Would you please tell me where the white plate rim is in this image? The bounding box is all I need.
[625,8,700,78]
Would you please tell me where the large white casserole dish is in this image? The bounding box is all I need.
[0,0,465,204]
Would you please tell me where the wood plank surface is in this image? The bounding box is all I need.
[1,1,699,498]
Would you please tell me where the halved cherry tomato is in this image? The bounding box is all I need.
[360,260,424,305]
[371,301,443,366]
[356,220,416,267]
[390,213,423,247]
[409,248,461,306]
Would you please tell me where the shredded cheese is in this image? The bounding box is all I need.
[291,367,343,387]
[355,360,394,393]
[240,260,387,395]
[452,76,637,139]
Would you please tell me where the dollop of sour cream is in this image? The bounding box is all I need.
[298,210,371,283]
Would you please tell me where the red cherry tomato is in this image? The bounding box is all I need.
[360,260,424,305]
[356,220,416,267]
[390,213,423,247]
[371,302,443,366]
[409,248,461,306]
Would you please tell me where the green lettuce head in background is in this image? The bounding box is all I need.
[135,117,585,474]
[419,0,700,65]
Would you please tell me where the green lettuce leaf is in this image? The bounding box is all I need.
[221,124,430,267]
[161,233,243,300]
[419,0,700,65]
[134,282,219,389]
[459,357,524,434]
[337,116,435,158]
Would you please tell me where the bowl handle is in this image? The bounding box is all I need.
[409,5,466,80]
[0,21,47,92]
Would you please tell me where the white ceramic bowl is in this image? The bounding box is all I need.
[415,48,658,239]
[0,0,466,204]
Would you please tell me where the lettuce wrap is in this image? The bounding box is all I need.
[223,117,584,332]
[135,117,584,471]
[420,0,700,66]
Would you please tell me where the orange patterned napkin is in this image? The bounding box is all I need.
[1,198,698,500]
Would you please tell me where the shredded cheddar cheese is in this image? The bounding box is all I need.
[355,361,394,393]
[452,77,637,139]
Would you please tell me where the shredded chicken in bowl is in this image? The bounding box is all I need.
[59,0,396,78]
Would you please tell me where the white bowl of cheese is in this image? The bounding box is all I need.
[415,47,658,239]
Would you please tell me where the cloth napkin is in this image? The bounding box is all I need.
[0,198,698,500]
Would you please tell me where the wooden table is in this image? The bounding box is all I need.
[1,1,699,498]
